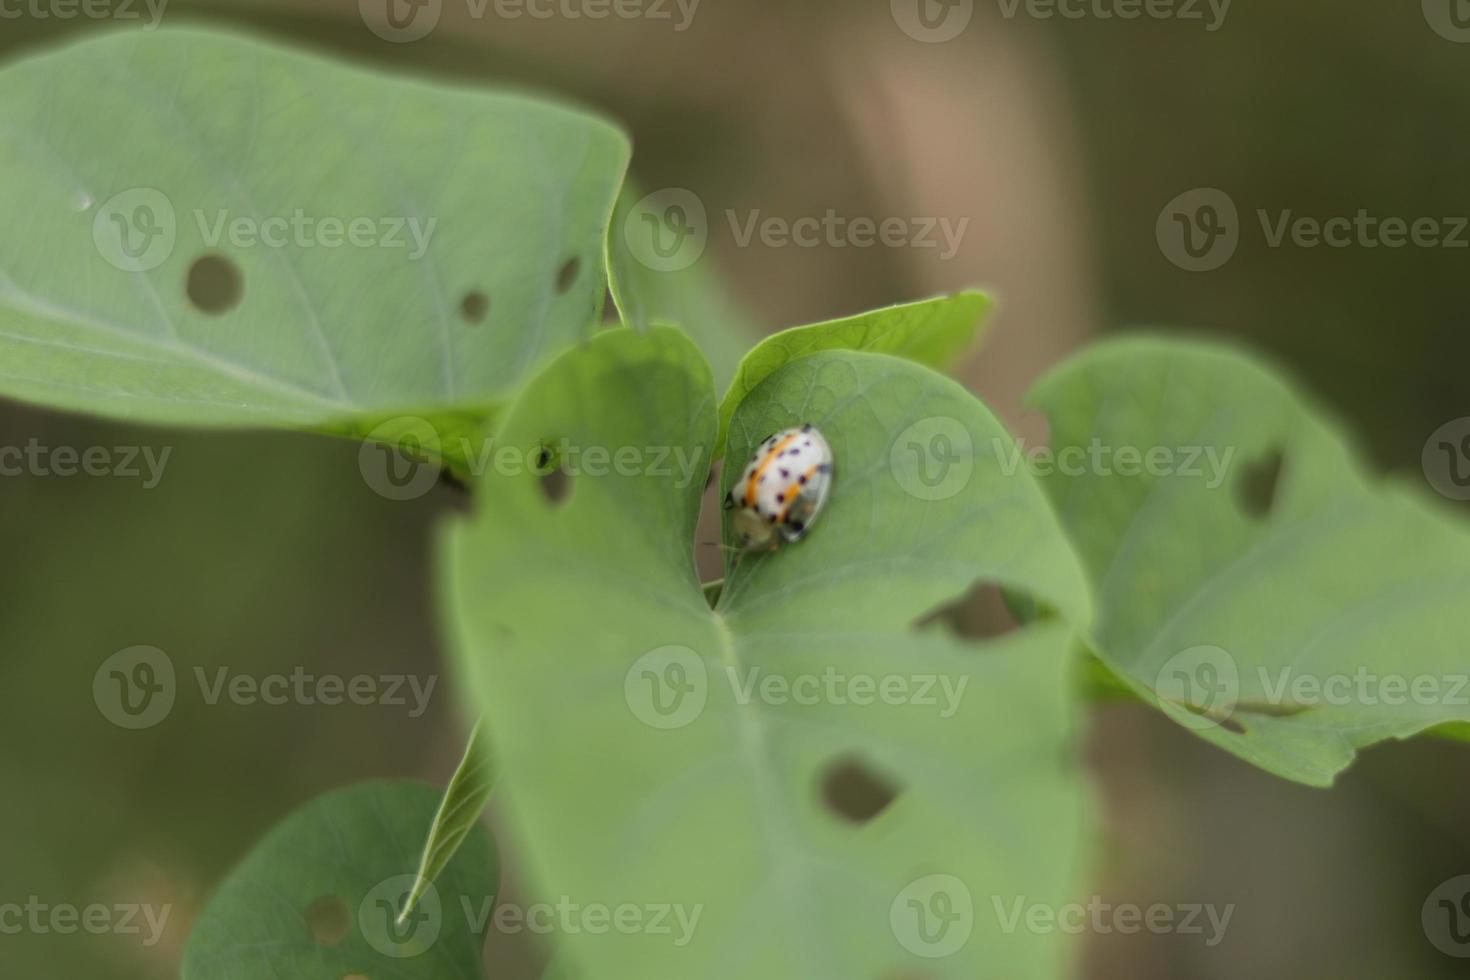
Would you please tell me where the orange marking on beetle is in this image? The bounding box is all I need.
[779,464,822,521]
[745,432,800,508]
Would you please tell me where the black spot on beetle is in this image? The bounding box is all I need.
[798,475,808,485]
[780,469,790,478]
[776,493,785,503]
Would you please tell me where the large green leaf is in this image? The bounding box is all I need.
[183,780,498,980]
[714,291,992,453]
[0,28,628,448]
[605,182,760,391]
[1031,337,1470,785]
[443,326,1094,979]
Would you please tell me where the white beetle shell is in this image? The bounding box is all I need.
[724,424,834,551]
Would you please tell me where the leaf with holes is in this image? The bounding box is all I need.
[1030,336,1470,786]
[182,780,498,980]
[442,326,1094,979]
[0,28,628,461]
[714,291,992,454]
[606,183,761,391]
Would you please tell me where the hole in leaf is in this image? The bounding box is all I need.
[913,581,1020,640]
[820,756,899,824]
[1236,447,1284,519]
[555,256,581,294]
[305,895,350,945]
[186,254,243,314]
[459,290,489,324]
[534,444,571,505]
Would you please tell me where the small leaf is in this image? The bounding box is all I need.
[1031,336,1470,785]
[715,291,992,453]
[442,326,1093,979]
[183,781,498,980]
[398,720,495,924]
[0,28,628,451]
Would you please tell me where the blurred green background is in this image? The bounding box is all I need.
[2,1,1467,977]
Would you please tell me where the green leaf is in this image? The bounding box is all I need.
[0,28,628,451]
[183,780,498,980]
[714,291,992,454]
[443,326,1094,979]
[605,183,760,391]
[399,720,496,924]
[1030,336,1470,786]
